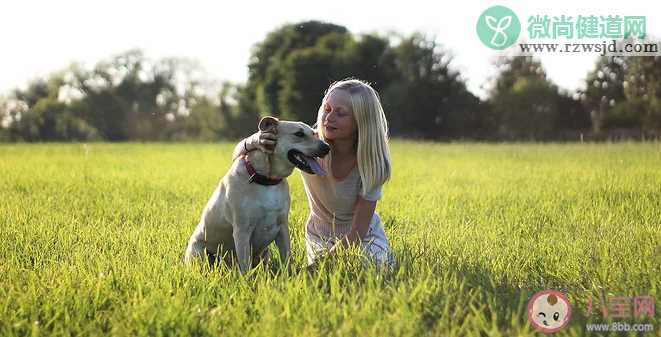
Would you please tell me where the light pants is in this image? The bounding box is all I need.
[305,214,395,268]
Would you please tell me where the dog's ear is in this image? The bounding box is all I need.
[258,116,279,133]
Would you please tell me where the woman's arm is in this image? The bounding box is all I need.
[231,139,249,161]
[331,196,377,251]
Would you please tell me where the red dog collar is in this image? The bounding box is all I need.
[242,155,283,186]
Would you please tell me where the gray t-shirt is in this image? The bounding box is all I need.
[301,156,382,232]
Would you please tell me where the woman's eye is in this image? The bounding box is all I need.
[294,131,305,137]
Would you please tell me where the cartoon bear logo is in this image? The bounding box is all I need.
[527,289,572,333]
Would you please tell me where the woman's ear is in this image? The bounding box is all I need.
[258,116,279,132]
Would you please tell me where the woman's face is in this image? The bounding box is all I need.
[321,89,357,142]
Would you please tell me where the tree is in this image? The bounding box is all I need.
[245,25,481,138]
[7,75,98,141]
[7,78,52,141]
[278,32,356,123]
[247,21,349,118]
[581,38,661,135]
[383,33,480,139]
[277,33,400,125]
[64,50,214,141]
[581,55,628,133]
[555,91,592,134]
[487,56,585,140]
[69,50,178,140]
[623,56,661,131]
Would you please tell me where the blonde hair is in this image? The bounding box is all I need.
[316,79,391,196]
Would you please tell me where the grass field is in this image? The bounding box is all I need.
[1,142,659,336]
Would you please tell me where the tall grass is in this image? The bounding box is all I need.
[1,142,659,336]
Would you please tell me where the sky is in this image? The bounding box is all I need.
[1,0,660,99]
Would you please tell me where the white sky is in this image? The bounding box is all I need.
[1,0,659,99]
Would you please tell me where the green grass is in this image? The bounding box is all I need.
[1,142,659,336]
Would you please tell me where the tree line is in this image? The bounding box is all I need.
[1,21,660,142]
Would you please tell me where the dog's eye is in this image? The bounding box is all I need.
[294,131,305,138]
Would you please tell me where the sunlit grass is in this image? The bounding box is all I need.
[1,142,659,336]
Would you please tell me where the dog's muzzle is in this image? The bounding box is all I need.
[287,146,328,175]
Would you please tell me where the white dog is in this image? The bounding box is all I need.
[184,116,329,273]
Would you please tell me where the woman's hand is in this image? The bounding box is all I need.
[246,130,277,154]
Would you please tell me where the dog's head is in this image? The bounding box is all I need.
[259,116,330,175]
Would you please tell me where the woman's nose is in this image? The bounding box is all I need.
[325,111,335,122]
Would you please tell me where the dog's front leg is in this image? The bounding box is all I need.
[184,222,206,264]
[274,214,291,267]
[233,226,253,274]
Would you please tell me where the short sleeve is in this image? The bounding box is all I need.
[360,183,383,201]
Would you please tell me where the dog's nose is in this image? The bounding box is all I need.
[319,142,330,156]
